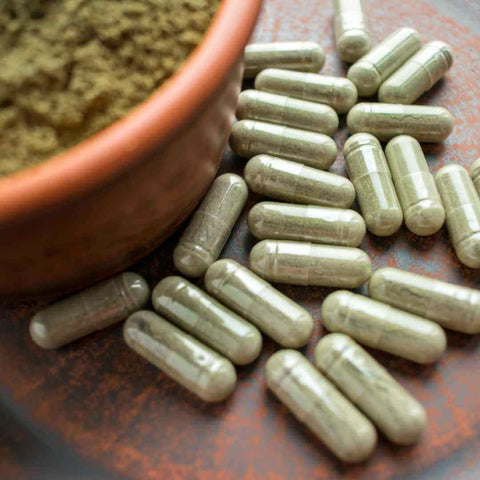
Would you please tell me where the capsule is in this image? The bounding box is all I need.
[369,267,480,334]
[205,260,313,348]
[321,291,447,364]
[152,277,262,365]
[334,0,371,63]
[244,155,355,208]
[29,272,150,349]
[379,41,454,104]
[385,135,445,236]
[173,173,248,278]
[255,69,358,114]
[315,334,427,445]
[250,240,371,288]
[236,90,339,135]
[265,349,377,463]
[248,202,366,247]
[344,133,403,236]
[470,158,480,197]
[124,311,237,402]
[435,165,480,268]
[244,41,325,79]
[347,27,422,96]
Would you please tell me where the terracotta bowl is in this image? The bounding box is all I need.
[0,0,263,298]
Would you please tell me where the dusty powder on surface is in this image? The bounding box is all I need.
[0,0,219,176]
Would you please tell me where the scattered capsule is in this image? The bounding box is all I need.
[30,272,150,349]
[255,69,358,114]
[248,202,366,247]
[250,240,371,288]
[385,135,445,236]
[265,349,377,463]
[379,41,454,104]
[321,291,447,364]
[347,27,422,96]
[173,173,248,278]
[315,334,427,445]
[152,277,262,365]
[344,133,403,236]
[236,90,339,135]
[470,158,480,197]
[244,41,325,79]
[435,165,480,268]
[347,103,454,142]
[124,311,237,403]
[205,259,313,348]
[244,155,355,208]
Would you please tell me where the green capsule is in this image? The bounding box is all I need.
[470,158,480,197]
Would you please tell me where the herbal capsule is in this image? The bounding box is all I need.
[470,158,480,197]
[30,272,150,349]
[230,120,337,170]
[315,333,427,445]
[152,277,262,365]
[385,135,445,236]
[244,41,325,79]
[205,259,313,348]
[347,103,454,142]
[236,90,339,135]
[369,267,480,334]
[248,202,366,247]
[344,133,403,236]
[379,41,454,104]
[334,0,371,63]
[265,349,377,463]
[255,69,358,114]
[244,155,355,208]
[124,311,236,403]
[321,291,446,364]
[173,173,248,278]
[435,165,480,268]
[347,27,422,96]
[250,240,371,288]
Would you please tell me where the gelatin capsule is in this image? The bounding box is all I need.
[347,27,422,96]
[124,311,237,403]
[30,272,150,349]
[244,155,355,208]
[344,133,403,236]
[470,158,480,197]
[315,333,427,445]
[205,259,313,348]
[173,173,248,278]
[152,276,262,365]
[250,240,371,288]
[321,290,446,364]
[385,135,445,236]
[265,349,377,463]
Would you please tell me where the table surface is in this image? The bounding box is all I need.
[1,0,480,479]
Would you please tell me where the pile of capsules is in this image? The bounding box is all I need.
[29,0,480,464]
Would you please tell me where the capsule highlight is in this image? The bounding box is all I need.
[470,158,480,198]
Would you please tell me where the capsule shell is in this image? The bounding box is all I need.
[265,349,377,463]
[124,311,237,403]
[205,259,313,348]
[347,27,422,96]
[385,135,445,236]
[255,69,358,114]
[379,41,453,104]
[236,90,339,135]
[315,334,427,445]
[344,133,403,236]
[29,272,150,349]
[173,173,248,278]
[321,291,447,364]
[244,155,355,208]
[435,165,480,268]
[250,240,371,288]
[347,103,454,143]
[470,158,480,199]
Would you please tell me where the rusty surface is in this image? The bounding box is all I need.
[1,0,480,478]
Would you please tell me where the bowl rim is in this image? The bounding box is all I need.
[0,0,262,223]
